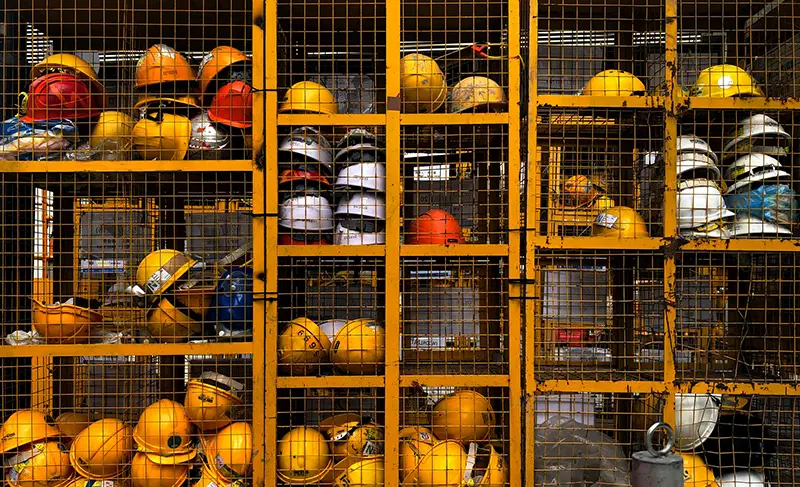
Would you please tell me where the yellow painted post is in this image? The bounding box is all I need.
[507,0,523,483]
[252,0,275,484]
[384,0,401,482]
[663,0,679,426]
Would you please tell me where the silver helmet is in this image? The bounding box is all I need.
[188,112,231,160]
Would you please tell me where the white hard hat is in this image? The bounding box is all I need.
[333,142,385,165]
[188,112,231,160]
[717,470,767,487]
[674,393,722,451]
[319,319,347,344]
[335,193,386,220]
[677,179,735,229]
[730,215,792,238]
[278,126,334,166]
[278,194,335,231]
[677,135,718,163]
[334,162,386,192]
[723,114,792,154]
[725,153,791,194]
[336,128,383,150]
[680,220,731,239]
[677,152,721,180]
[334,222,386,245]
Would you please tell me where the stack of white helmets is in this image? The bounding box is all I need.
[675,135,734,239]
[333,129,387,245]
[722,114,795,238]
[277,126,336,245]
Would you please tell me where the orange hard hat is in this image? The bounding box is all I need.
[208,81,253,129]
[197,46,250,96]
[135,44,196,89]
[406,209,465,245]
[278,168,330,186]
[278,234,331,246]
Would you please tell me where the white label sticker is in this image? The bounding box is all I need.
[419,432,432,441]
[594,212,618,228]
[198,52,215,74]
[145,268,173,293]
[717,76,734,90]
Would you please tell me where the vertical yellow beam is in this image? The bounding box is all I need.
[252,0,277,485]
[525,0,539,484]
[506,0,523,484]
[662,0,679,425]
[384,0,401,483]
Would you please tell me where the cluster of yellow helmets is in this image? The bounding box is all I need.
[0,372,249,487]
[278,53,507,116]
[278,389,506,487]
[278,317,386,375]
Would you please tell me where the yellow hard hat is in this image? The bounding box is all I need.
[593,195,615,213]
[691,65,764,98]
[184,372,244,431]
[89,111,135,149]
[400,54,447,113]
[0,410,61,454]
[681,454,720,487]
[130,452,190,487]
[399,427,438,481]
[31,300,101,344]
[277,317,332,375]
[582,69,646,96]
[465,444,508,487]
[401,440,467,487]
[133,95,201,111]
[330,318,386,375]
[562,175,607,208]
[5,441,73,487]
[449,76,507,113]
[68,418,132,480]
[187,463,232,487]
[63,476,128,487]
[319,415,383,461]
[146,297,203,343]
[135,44,196,89]
[54,413,91,446]
[203,422,253,481]
[432,390,496,443]
[32,54,103,92]
[333,458,385,487]
[197,46,250,96]
[132,112,192,161]
[278,81,339,115]
[135,250,196,296]
[592,206,649,238]
[133,400,196,464]
[276,427,333,485]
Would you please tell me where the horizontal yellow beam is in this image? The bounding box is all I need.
[278,245,386,257]
[400,113,509,125]
[531,236,663,250]
[687,97,800,110]
[676,382,800,395]
[0,342,253,358]
[535,380,668,393]
[399,374,510,387]
[0,160,254,173]
[532,236,800,253]
[538,95,664,109]
[278,114,386,126]
[277,376,385,388]
[399,244,509,257]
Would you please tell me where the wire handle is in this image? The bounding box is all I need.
[646,422,675,457]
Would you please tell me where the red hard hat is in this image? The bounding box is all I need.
[19,73,103,122]
[406,209,465,245]
[208,80,253,128]
[278,168,330,186]
[278,234,331,245]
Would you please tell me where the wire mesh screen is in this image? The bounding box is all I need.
[537,0,665,94]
